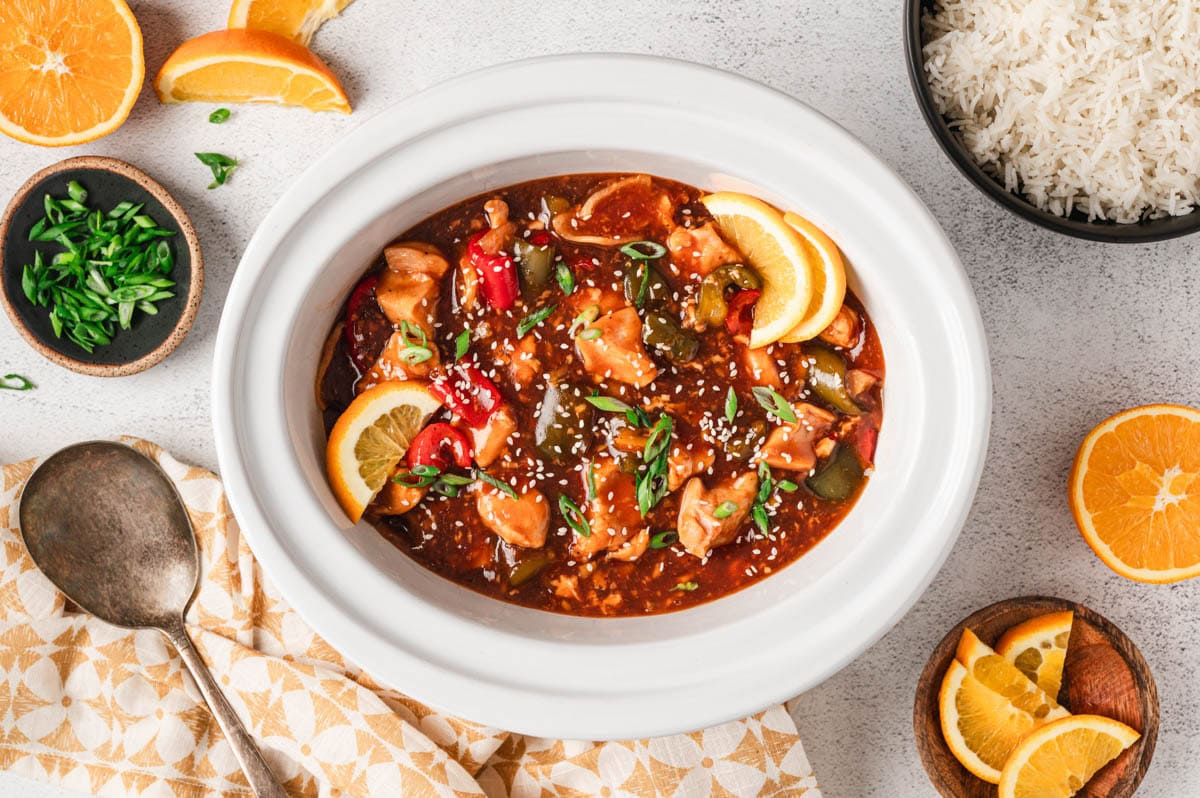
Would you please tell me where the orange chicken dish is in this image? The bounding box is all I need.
[319,174,884,616]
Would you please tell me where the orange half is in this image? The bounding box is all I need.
[1070,404,1200,583]
[155,29,350,114]
[0,0,144,146]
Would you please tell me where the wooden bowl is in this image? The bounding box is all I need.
[0,156,203,377]
[914,596,1158,797]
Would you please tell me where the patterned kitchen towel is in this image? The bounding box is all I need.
[0,439,822,797]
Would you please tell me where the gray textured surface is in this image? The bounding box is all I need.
[1,1,1197,796]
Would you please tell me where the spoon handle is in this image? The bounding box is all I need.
[164,622,288,798]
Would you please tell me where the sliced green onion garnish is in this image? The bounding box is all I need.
[477,469,518,499]
[569,304,601,336]
[558,494,591,538]
[670,581,699,592]
[0,374,34,391]
[724,387,737,423]
[517,303,556,338]
[649,530,678,549]
[579,328,602,340]
[209,108,231,124]
[713,501,739,519]
[751,386,797,423]
[454,329,471,360]
[586,395,632,414]
[620,240,667,260]
[556,262,575,295]
[195,152,238,189]
[778,480,799,492]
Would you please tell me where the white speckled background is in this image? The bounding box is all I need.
[2,1,1198,795]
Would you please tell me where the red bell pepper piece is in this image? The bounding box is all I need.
[430,363,502,428]
[407,422,473,471]
[468,231,519,310]
[344,274,381,373]
[528,231,552,247]
[854,423,878,467]
[725,289,761,336]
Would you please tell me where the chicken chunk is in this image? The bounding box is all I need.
[677,472,759,558]
[846,369,878,398]
[741,346,783,388]
[666,222,741,278]
[552,175,675,246]
[608,529,650,562]
[667,444,717,491]
[572,458,644,559]
[370,474,427,516]
[818,305,861,349]
[470,404,518,467]
[757,403,836,472]
[475,482,550,548]
[478,199,516,254]
[576,307,659,388]
[358,329,441,390]
[568,286,627,317]
[507,335,541,391]
[359,243,451,391]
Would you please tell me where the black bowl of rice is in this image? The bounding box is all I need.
[905,0,1200,243]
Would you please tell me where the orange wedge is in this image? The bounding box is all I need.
[996,611,1073,700]
[154,29,350,113]
[228,0,356,46]
[326,381,441,522]
[942,629,1070,782]
[700,192,813,349]
[0,0,144,146]
[1070,404,1200,583]
[780,212,847,342]
[998,714,1139,798]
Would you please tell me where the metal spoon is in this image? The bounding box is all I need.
[18,441,286,798]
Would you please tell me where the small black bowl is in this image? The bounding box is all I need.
[904,0,1200,244]
[0,156,204,376]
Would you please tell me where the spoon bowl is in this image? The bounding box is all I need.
[19,441,285,798]
[19,441,198,627]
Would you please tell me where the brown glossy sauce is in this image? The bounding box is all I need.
[320,174,884,616]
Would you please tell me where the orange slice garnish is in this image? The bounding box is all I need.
[780,212,847,343]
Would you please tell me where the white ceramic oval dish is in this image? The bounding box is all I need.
[212,54,990,740]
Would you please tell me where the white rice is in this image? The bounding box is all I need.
[922,0,1200,222]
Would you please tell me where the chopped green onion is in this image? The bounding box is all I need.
[569,304,601,336]
[778,480,799,492]
[398,321,433,364]
[643,414,672,463]
[724,387,737,423]
[195,152,238,189]
[556,262,575,295]
[751,504,770,534]
[670,581,699,592]
[579,328,602,340]
[620,240,667,260]
[208,108,231,124]
[586,395,632,414]
[586,461,597,502]
[0,374,34,391]
[454,329,471,360]
[649,530,678,549]
[517,303,556,338]
[751,386,797,423]
[477,469,518,499]
[17,183,176,353]
[713,501,739,519]
[558,494,591,538]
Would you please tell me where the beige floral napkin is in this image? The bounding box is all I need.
[0,438,822,797]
